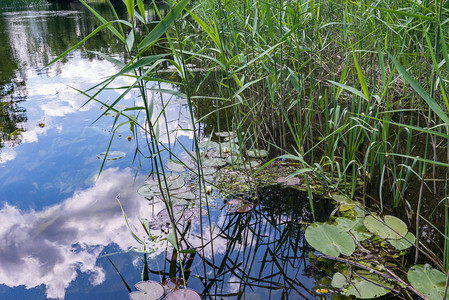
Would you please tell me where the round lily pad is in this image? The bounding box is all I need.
[345,278,390,298]
[198,140,219,149]
[363,214,407,240]
[97,151,126,160]
[331,272,347,289]
[334,217,371,242]
[408,264,446,300]
[226,155,244,165]
[165,288,201,300]
[247,149,268,158]
[166,161,186,172]
[304,223,355,257]
[130,281,164,300]
[387,232,416,250]
[285,177,300,186]
[225,198,255,213]
[203,157,226,168]
[138,185,158,197]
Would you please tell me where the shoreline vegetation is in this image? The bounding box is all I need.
[42,0,449,298]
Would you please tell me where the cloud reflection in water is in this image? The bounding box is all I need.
[0,168,149,299]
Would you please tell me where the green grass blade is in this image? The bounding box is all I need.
[388,52,449,125]
[138,0,191,50]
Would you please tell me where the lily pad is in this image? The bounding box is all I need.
[345,278,390,298]
[97,151,126,160]
[247,149,268,158]
[285,177,300,186]
[225,198,255,213]
[171,189,196,200]
[201,167,217,176]
[203,157,226,168]
[138,185,158,197]
[225,155,244,165]
[165,288,201,300]
[334,217,371,241]
[130,281,164,300]
[408,264,446,300]
[331,272,347,289]
[198,140,219,149]
[304,223,355,257]
[166,161,186,172]
[277,177,287,183]
[363,214,407,240]
[387,232,416,250]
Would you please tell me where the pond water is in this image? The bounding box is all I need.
[0,2,332,299]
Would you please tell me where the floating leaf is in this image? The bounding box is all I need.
[277,177,287,183]
[363,214,407,240]
[345,278,390,298]
[247,149,268,158]
[388,232,416,250]
[285,177,300,186]
[304,223,355,256]
[130,281,164,300]
[408,264,446,300]
[225,198,254,213]
[201,167,217,175]
[138,185,158,197]
[332,194,351,203]
[226,155,244,165]
[97,151,126,160]
[198,140,219,149]
[166,161,186,172]
[171,190,196,200]
[165,288,201,300]
[203,157,226,167]
[331,272,347,289]
[334,217,371,241]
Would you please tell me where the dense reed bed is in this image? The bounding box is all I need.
[50,0,449,297]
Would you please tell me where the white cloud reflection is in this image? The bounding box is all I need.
[0,168,150,299]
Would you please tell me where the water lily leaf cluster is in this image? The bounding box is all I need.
[305,193,446,299]
[129,280,201,300]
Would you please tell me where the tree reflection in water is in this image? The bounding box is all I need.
[140,186,333,299]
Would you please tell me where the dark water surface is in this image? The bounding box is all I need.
[0,2,328,299]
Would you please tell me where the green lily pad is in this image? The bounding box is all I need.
[363,214,407,240]
[226,155,244,165]
[130,281,164,300]
[304,223,355,257]
[331,272,347,289]
[165,288,201,300]
[285,177,300,186]
[97,151,126,160]
[388,232,416,250]
[334,217,371,241]
[166,161,186,172]
[408,264,446,300]
[198,140,219,149]
[247,149,268,158]
[171,189,196,200]
[138,185,158,197]
[345,278,390,298]
[203,157,226,167]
